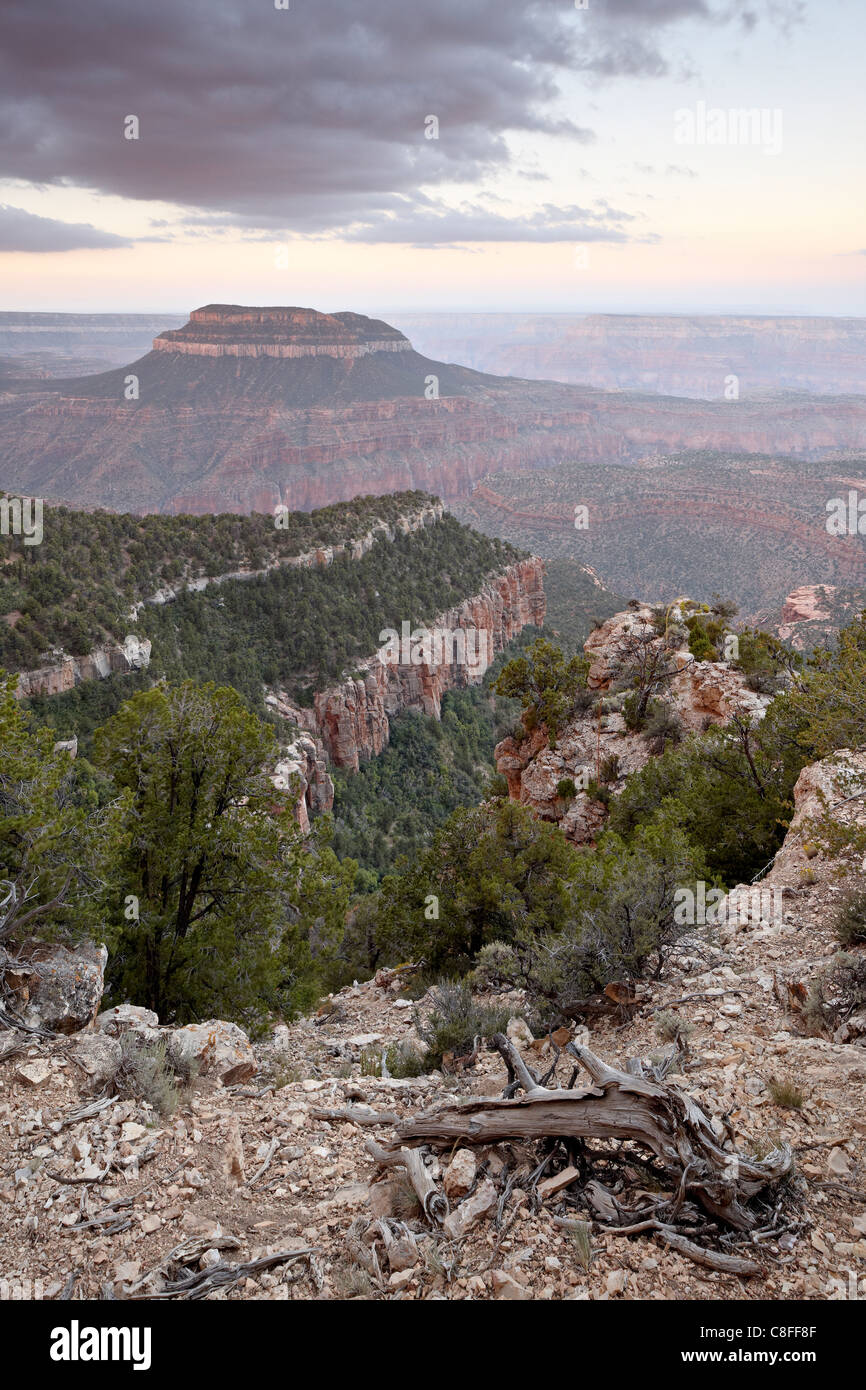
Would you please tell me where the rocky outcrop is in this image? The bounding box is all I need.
[153,305,411,359]
[297,557,545,770]
[496,601,771,843]
[15,635,151,699]
[270,734,335,835]
[167,1019,257,1085]
[765,748,866,891]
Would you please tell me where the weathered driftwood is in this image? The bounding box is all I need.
[609,1219,762,1276]
[365,1137,449,1224]
[393,1036,792,1231]
[312,1105,400,1128]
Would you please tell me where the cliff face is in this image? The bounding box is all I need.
[15,636,152,699]
[274,557,546,772]
[153,305,411,359]
[394,311,866,398]
[270,734,335,835]
[15,502,444,695]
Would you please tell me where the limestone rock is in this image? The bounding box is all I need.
[14,1060,53,1088]
[492,1269,532,1301]
[442,1177,497,1239]
[167,1019,256,1085]
[97,1004,160,1036]
[443,1149,477,1200]
[3,942,107,1034]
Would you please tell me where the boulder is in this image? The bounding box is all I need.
[14,1059,53,1088]
[167,1019,256,1085]
[3,942,107,1034]
[96,1004,160,1037]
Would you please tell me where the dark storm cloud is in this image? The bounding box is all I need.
[0,204,132,252]
[0,0,803,242]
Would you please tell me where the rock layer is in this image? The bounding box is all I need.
[153,305,411,359]
[309,557,545,770]
[1,304,864,516]
[14,636,151,699]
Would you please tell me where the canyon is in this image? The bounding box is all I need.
[0,305,864,516]
[454,451,866,618]
[392,311,866,399]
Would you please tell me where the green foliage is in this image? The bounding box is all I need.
[412,979,519,1070]
[733,628,802,695]
[92,680,354,1025]
[493,637,590,744]
[0,492,448,671]
[0,669,120,948]
[642,700,683,755]
[539,558,622,653]
[475,813,708,1023]
[114,1033,181,1117]
[556,777,577,800]
[128,515,518,712]
[608,709,801,885]
[773,612,866,758]
[373,800,579,978]
[687,617,720,663]
[833,881,866,947]
[599,753,621,785]
[622,690,644,731]
[330,652,525,882]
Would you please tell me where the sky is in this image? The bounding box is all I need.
[0,0,863,316]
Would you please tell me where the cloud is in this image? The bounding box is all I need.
[341,200,649,247]
[0,2,720,230]
[0,0,801,241]
[634,162,698,177]
[0,204,132,252]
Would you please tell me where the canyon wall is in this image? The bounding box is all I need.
[392,312,866,398]
[275,556,546,771]
[15,636,152,700]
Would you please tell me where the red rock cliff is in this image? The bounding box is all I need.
[283,557,546,770]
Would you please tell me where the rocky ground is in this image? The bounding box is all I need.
[1,754,865,1303]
